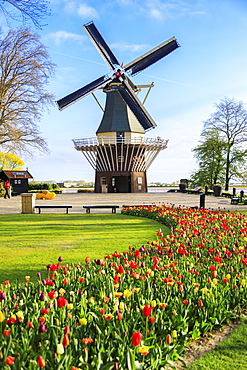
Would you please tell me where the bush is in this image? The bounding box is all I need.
[28,182,60,191]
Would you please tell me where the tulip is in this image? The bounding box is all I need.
[64,324,71,334]
[37,355,46,367]
[5,356,15,365]
[0,292,6,300]
[38,324,46,333]
[26,320,33,328]
[79,318,87,325]
[3,329,11,337]
[62,334,70,347]
[131,331,142,346]
[166,334,172,344]
[57,343,64,355]
[139,346,150,355]
[57,297,68,308]
[142,304,153,317]
[82,337,93,344]
[148,316,156,324]
[0,311,5,322]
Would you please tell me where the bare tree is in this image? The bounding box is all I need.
[0,0,50,29]
[203,97,247,190]
[0,27,56,155]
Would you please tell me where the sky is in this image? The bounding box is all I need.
[1,0,247,183]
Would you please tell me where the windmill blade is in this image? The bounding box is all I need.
[118,79,157,131]
[83,21,120,70]
[124,37,179,76]
[57,75,111,110]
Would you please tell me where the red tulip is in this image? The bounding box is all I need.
[37,355,46,367]
[148,316,156,324]
[3,329,11,337]
[198,300,203,307]
[62,334,70,347]
[5,356,15,365]
[57,296,68,308]
[142,304,153,317]
[64,324,71,334]
[132,332,142,346]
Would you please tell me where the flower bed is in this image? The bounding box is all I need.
[1,205,247,369]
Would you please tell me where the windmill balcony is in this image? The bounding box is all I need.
[72,136,168,173]
[73,136,168,148]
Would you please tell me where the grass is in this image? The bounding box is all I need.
[1,210,247,368]
[0,213,169,282]
[186,318,247,370]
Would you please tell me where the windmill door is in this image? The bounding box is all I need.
[115,175,130,193]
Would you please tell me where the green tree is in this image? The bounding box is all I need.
[0,0,50,29]
[190,130,226,188]
[0,151,24,170]
[0,27,56,155]
[203,97,247,190]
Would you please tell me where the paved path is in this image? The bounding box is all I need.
[0,192,246,214]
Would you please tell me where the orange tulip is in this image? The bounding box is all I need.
[166,334,172,344]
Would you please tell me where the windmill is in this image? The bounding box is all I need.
[57,21,180,193]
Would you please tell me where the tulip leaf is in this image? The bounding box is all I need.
[100,362,116,370]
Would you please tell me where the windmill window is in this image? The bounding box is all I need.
[117,132,124,143]
[118,156,124,163]
[100,177,107,185]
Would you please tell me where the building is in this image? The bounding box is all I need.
[0,170,33,195]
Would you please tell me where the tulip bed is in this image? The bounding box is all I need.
[1,205,247,369]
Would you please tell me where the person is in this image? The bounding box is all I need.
[4,180,11,199]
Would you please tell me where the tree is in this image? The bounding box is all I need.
[0,151,24,170]
[203,97,247,190]
[190,130,227,188]
[0,27,56,155]
[0,0,50,29]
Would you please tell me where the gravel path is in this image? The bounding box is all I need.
[0,192,246,214]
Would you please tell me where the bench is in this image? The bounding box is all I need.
[186,186,202,194]
[83,205,119,214]
[231,197,239,205]
[35,205,72,214]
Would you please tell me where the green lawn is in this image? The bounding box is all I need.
[0,213,168,282]
[186,318,247,370]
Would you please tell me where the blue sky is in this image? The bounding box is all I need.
[2,0,247,183]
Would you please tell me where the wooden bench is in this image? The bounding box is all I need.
[35,205,72,214]
[231,196,240,205]
[186,186,202,194]
[83,205,119,214]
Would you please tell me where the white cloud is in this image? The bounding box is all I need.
[47,31,85,45]
[64,2,98,18]
[78,3,99,18]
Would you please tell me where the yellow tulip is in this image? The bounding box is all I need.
[79,318,87,325]
[123,289,132,298]
[0,311,5,323]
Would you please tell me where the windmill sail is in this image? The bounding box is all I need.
[57,75,111,110]
[124,37,179,76]
[83,22,120,69]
